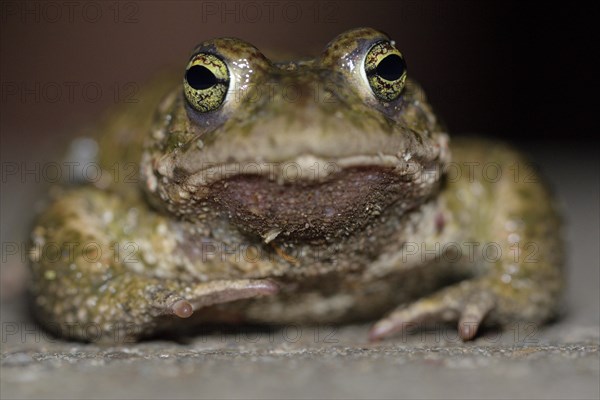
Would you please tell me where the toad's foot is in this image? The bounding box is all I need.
[369,278,514,341]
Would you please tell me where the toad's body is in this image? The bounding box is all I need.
[30,28,563,342]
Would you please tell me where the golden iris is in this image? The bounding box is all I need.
[183,53,230,112]
[364,41,407,102]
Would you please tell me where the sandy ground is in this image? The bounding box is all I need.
[1,143,598,399]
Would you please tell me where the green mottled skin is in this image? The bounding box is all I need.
[29,28,563,342]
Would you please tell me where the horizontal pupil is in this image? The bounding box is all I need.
[186,65,219,90]
[376,54,405,81]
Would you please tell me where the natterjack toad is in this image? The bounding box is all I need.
[29,28,564,342]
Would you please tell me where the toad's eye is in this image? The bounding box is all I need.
[364,41,407,102]
[183,53,230,113]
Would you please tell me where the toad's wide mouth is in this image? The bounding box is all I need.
[203,164,429,242]
[183,154,413,187]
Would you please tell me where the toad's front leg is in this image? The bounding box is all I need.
[369,272,561,341]
[34,272,278,342]
[370,140,565,341]
[29,188,278,342]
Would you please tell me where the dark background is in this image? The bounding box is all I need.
[0,0,593,155]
